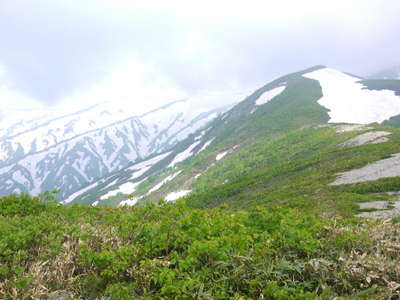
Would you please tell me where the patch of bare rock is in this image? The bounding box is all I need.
[356,192,400,218]
[340,131,391,147]
[330,153,400,185]
[334,124,373,133]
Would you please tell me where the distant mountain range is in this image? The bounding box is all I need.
[0,91,248,200]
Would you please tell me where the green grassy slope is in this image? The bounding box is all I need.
[135,67,330,204]
[137,76,400,217]
[71,68,400,208]
[186,125,400,217]
[1,194,400,299]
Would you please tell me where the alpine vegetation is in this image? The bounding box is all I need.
[2,65,400,299]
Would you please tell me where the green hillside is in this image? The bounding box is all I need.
[134,70,400,216]
[187,125,400,215]
[69,67,400,208]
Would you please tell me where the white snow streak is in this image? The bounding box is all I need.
[100,181,141,200]
[198,137,215,153]
[148,170,182,194]
[216,151,228,161]
[168,141,201,167]
[62,181,98,204]
[119,198,138,207]
[255,86,286,106]
[165,190,191,202]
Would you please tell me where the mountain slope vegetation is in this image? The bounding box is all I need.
[2,66,400,299]
[85,66,400,211]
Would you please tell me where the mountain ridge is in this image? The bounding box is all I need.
[66,65,400,207]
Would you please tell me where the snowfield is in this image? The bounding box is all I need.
[303,68,400,124]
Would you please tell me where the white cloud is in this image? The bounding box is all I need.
[1,0,399,113]
[83,0,377,19]
[0,63,43,111]
[56,58,187,115]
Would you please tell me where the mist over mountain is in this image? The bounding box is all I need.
[369,65,400,79]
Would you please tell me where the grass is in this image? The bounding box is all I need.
[156,124,397,218]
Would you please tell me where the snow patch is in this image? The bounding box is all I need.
[303,68,400,124]
[198,138,215,153]
[119,198,138,207]
[148,170,182,194]
[62,181,98,204]
[216,151,228,161]
[168,141,201,167]
[255,86,286,106]
[100,181,141,200]
[165,190,191,202]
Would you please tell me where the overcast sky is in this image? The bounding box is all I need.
[0,0,399,113]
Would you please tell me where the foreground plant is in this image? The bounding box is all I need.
[0,194,399,299]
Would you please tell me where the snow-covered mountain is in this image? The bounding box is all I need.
[0,91,248,199]
[70,66,400,207]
